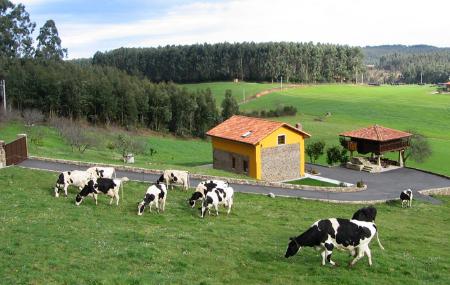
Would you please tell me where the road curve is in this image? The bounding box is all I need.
[17,158,449,204]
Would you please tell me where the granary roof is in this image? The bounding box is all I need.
[206,115,310,145]
[340,125,412,142]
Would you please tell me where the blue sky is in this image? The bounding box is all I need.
[15,0,450,59]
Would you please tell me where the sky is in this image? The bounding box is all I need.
[13,0,450,59]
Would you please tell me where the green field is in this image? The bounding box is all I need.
[182,81,280,103]
[239,84,450,176]
[0,122,248,179]
[1,167,449,284]
[286,178,338,187]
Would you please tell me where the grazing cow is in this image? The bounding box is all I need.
[86,166,116,179]
[400,189,413,208]
[137,183,167,215]
[157,170,189,190]
[285,218,384,267]
[189,180,229,208]
[75,177,129,206]
[352,206,378,222]
[201,186,234,218]
[54,170,93,197]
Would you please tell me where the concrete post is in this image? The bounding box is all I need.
[377,155,381,167]
[0,140,5,168]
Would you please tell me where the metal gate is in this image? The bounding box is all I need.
[5,136,28,165]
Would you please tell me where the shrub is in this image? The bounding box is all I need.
[306,140,326,164]
[356,180,365,188]
[22,109,44,126]
[326,145,348,165]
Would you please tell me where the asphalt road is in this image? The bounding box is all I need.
[17,158,450,204]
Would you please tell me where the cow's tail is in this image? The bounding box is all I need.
[376,230,385,250]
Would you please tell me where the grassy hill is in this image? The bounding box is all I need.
[182,81,279,103]
[0,167,449,284]
[239,84,450,176]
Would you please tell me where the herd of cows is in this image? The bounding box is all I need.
[53,166,414,267]
[54,167,234,218]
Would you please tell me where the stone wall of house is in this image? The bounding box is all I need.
[261,143,300,182]
[213,149,249,175]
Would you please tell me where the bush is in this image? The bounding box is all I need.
[240,105,297,118]
[326,145,348,165]
[114,134,146,160]
[356,180,365,188]
[306,140,326,164]
[22,109,44,126]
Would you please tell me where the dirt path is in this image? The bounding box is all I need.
[240,84,305,104]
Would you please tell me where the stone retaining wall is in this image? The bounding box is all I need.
[29,156,367,193]
[418,187,450,196]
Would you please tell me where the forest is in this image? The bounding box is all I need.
[92,43,365,83]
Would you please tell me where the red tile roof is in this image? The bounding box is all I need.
[206,115,310,145]
[340,125,412,141]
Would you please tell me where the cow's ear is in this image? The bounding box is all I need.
[289,237,295,241]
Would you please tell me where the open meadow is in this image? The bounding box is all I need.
[238,84,450,176]
[0,167,449,284]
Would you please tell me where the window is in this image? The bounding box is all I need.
[232,157,236,169]
[278,135,286,145]
[243,160,248,173]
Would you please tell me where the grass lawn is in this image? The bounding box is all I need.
[182,81,279,103]
[240,84,450,176]
[0,122,248,179]
[286,177,338,187]
[1,167,449,284]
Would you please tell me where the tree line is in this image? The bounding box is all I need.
[91,42,364,83]
[0,58,237,138]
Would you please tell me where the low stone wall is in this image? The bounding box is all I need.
[418,187,450,196]
[29,156,366,193]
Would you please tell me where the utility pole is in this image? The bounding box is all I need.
[420,71,423,84]
[0,79,5,112]
[281,76,283,91]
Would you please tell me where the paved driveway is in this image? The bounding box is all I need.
[16,159,450,204]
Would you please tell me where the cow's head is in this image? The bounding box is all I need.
[137,193,154,215]
[75,180,95,206]
[189,192,203,208]
[285,237,301,258]
[157,174,164,183]
[54,173,65,197]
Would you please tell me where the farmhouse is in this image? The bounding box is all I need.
[340,125,412,172]
[206,115,310,181]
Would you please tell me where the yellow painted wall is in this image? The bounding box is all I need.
[258,126,306,177]
[211,126,307,179]
[211,137,258,178]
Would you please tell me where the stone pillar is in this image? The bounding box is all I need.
[0,140,6,168]
[377,155,381,167]
[399,150,404,167]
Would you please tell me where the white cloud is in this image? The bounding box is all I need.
[42,0,450,58]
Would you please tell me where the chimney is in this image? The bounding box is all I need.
[295,123,302,130]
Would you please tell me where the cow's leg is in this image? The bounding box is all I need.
[401,200,404,208]
[349,248,357,257]
[227,198,233,215]
[64,185,69,197]
[161,198,166,212]
[365,246,372,266]
[321,250,326,266]
[409,198,412,208]
[214,204,219,216]
[350,248,365,267]
[156,201,160,213]
[324,243,336,266]
[93,193,98,205]
[115,192,119,206]
[149,203,152,212]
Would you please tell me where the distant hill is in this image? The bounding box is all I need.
[362,44,450,64]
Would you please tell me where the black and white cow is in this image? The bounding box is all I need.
[189,180,229,208]
[201,186,234,218]
[137,183,167,215]
[157,170,189,190]
[352,206,377,222]
[400,189,413,208]
[54,170,93,197]
[285,218,384,267]
[75,177,129,206]
[86,166,116,179]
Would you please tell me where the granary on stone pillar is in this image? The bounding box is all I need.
[339,125,412,171]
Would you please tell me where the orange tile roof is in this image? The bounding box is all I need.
[340,125,412,141]
[206,115,310,145]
